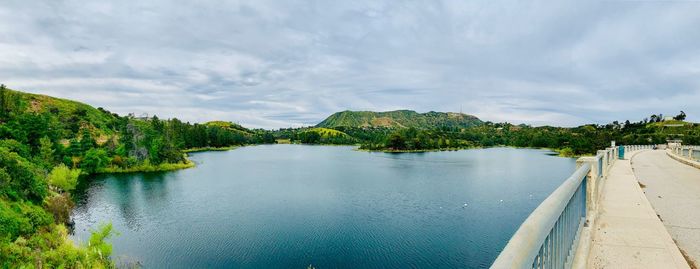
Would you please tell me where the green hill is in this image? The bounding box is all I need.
[205,121,255,135]
[0,87,122,140]
[316,110,482,129]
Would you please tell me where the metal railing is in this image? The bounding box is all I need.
[623,145,654,152]
[671,145,700,161]
[491,145,655,269]
[491,163,590,269]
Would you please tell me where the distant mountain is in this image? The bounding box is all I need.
[316,110,482,129]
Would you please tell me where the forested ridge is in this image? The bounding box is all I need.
[278,112,697,155]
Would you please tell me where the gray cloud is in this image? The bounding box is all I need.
[1,0,699,128]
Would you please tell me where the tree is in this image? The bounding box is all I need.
[649,114,658,123]
[81,148,109,174]
[0,84,6,119]
[386,132,406,150]
[80,129,96,152]
[0,147,47,202]
[39,136,55,167]
[47,164,80,192]
[674,111,687,121]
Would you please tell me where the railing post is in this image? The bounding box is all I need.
[577,157,598,223]
[602,151,609,176]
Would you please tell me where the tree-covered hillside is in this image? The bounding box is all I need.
[281,110,699,154]
[316,110,483,129]
[0,85,276,267]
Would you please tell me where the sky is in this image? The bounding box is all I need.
[1,0,699,129]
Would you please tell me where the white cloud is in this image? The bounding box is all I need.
[1,0,699,129]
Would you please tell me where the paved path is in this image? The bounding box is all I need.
[632,150,700,268]
[587,150,689,269]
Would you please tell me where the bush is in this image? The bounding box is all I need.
[558,147,576,157]
[0,200,53,242]
[81,148,109,174]
[44,193,75,225]
[47,164,80,192]
[0,147,47,202]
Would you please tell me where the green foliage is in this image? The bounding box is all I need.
[558,147,576,157]
[39,136,55,167]
[80,129,97,152]
[674,111,687,121]
[87,223,115,261]
[312,113,700,154]
[44,193,75,225]
[47,164,81,192]
[1,224,114,268]
[0,84,6,119]
[0,139,30,159]
[0,147,47,202]
[82,148,110,174]
[0,200,53,243]
[298,131,321,144]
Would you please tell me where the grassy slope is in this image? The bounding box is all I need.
[316,110,483,129]
[205,121,252,132]
[306,127,351,138]
[5,88,120,138]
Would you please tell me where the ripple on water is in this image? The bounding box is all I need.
[70,146,576,268]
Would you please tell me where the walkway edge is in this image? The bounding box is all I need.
[667,150,700,170]
[585,150,689,268]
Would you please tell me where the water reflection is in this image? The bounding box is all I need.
[71,146,577,269]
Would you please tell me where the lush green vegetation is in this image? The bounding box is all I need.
[0,85,277,267]
[274,127,358,145]
[277,110,698,155]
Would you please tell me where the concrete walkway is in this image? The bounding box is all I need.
[587,150,689,269]
[632,150,700,268]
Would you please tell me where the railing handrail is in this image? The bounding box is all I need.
[491,162,591,269]
[491,145,658,268]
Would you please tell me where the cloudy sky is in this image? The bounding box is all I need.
[1,1,699,129]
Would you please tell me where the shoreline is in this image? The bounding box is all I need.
[95,144,580,176]
[96,146,241,174]
[356,144,580,157]
[183,146,239,153]
[96,160,195,174]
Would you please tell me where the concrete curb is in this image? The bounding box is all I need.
[666,150,700,170]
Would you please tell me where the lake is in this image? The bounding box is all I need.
[70,145,576,268]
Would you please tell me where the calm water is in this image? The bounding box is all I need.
[71,145,576,268]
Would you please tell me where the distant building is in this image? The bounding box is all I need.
[136,113,149,120]
[663,116,675,121]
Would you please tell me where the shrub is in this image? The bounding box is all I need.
[44,193,74,225]
[47,164,80,192]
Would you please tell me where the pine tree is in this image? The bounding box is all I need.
[39,136,55,167]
